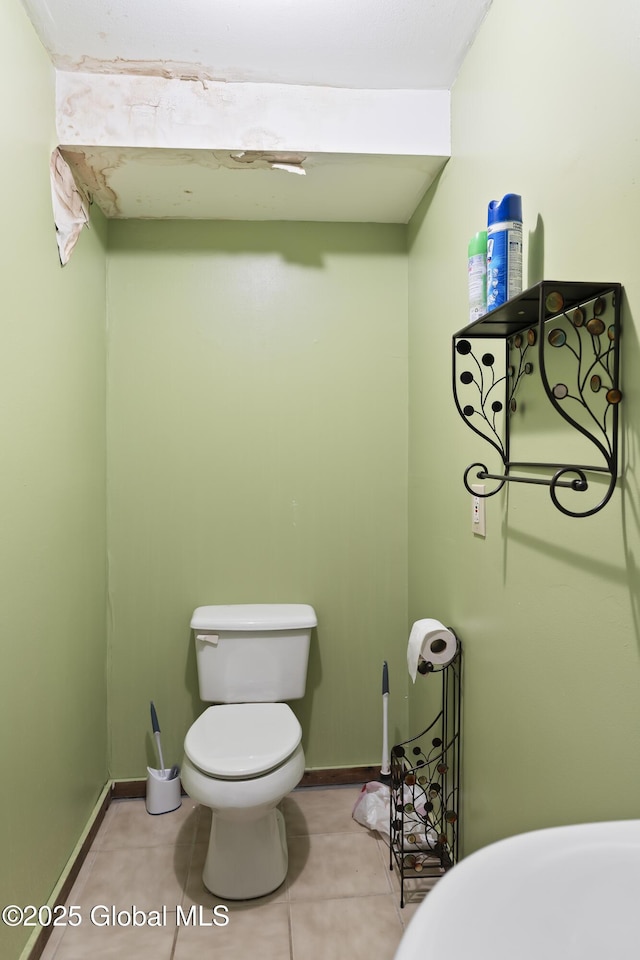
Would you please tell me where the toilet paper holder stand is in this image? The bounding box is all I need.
[389,635,462,909]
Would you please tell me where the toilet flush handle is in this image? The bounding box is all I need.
[196,633,219,645]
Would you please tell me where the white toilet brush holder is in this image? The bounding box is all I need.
[145,767,182,815]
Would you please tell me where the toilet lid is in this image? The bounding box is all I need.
[184,703,302,778]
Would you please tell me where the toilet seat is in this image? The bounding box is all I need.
[184,702,302,779]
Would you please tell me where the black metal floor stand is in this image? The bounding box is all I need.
[389,639,462,907]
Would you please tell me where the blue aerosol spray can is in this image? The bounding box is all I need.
[486,194,523,310]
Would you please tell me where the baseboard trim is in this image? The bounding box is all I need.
[24,784,111,960]
[110,765,379,799]
[299,765,379,786]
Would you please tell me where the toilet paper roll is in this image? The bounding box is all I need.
[407,619,457,682]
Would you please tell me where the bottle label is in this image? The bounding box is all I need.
[486,220,523,310]
[468,253,487,322]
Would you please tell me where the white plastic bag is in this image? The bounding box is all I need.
[352,781,391,835]
[352,782,439,847]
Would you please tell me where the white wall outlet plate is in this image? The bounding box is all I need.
[471,483,486,537]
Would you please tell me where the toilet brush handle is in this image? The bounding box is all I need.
[150,701,166,774]
[381,662,390,777]
[154,732,166,774]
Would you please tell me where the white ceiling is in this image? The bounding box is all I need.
[21,0,493,222]
[23,0,490,89]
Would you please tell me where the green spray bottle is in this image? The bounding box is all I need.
[468,230,487,323]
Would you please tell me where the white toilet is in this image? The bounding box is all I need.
[181,603,317,900]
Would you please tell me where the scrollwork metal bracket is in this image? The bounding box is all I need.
[453,282,622,517]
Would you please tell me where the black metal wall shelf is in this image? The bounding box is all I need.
[389,642,461,908]
[452,281,622,517]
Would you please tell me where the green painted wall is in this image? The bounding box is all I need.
[8,0,640,949]
[0,2,108,958]
[106,220,408,777]
[408,0,640,855]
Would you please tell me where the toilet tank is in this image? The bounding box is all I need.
[191,603,317,703]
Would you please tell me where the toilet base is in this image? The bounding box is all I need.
[203,806,288,899]
[181,736,305,900]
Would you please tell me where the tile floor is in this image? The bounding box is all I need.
[40,785,438,960]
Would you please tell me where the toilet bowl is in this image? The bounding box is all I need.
[182,702,305,899]
[182,604,316,901]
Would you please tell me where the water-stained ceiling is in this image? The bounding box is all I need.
[21,0,492,222]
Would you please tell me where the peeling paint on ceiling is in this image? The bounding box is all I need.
[23,0,492,227]
[227,152,307,175]
[58,146,447,223]
[49,148,90,264]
